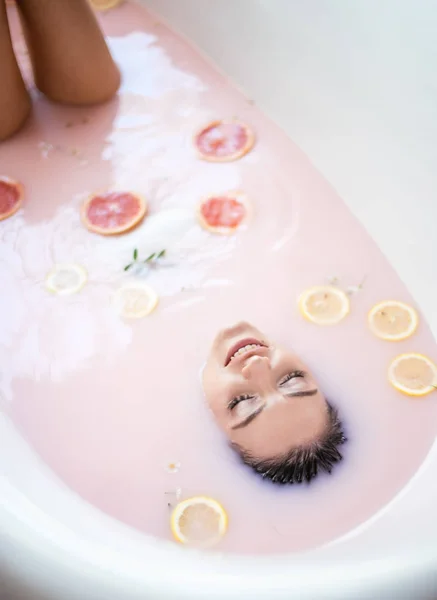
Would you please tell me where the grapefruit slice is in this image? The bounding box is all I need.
[170,496,228,547]
[194,119,255,162]
[198,191,249,234]
[299,285,350,325]
[368,300,418,341]
[89,0,123,10]
[0,176,23,222]
[113,282,158,319]
[81,191,147,236]
[45,264,88,296]
[388,353,437,396]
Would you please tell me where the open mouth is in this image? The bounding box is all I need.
[225,338,267,366]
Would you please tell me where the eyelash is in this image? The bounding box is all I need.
[228,394,255,411]
[279,370,305,385]
[228,371,305,410]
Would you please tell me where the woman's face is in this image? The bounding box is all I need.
[202,322,329,459]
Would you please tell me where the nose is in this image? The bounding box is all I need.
[242,355,271,384]
[242,355,284,407]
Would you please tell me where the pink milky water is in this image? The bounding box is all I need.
[1,1,437,555]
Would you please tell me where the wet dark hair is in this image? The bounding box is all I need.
[232,403,346,485]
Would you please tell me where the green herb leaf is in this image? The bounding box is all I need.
[133,248,138,260]
[145,253,156,262]
[124,264,132,271]
[157,249,166,259]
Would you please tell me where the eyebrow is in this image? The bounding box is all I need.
[231,388,318,430]
[284,388,318,398]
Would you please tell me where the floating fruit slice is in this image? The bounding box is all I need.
[89,0,123,10]
[0,176,23,221]
[388,353,437,396]
[299,285,350,325]
[170,496,228,547]
[45,264,88,296]
[113,282,158,319]
[194,120,255,162]
[198,191,248,234]
[368,300,418,341]
[81,191,147,236]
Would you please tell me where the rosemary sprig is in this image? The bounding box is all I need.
[124,248,166,271]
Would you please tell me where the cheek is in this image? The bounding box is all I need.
[203,380,232,423]
[202,363,223,399]
[204,388,222,414]
[209,336,227,366]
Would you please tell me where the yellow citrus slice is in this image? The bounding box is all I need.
[194,120,255,162]
[197,191,249,234]
[45,264,88,296]
[388,353,437,396]
[113,282,158,319]
[298,285,350,325]
[368,300,418,341]
[89,0,123,11]
[170,496,228,548]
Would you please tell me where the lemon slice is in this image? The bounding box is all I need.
[113,282,158,319]
[368,300,418,341]
[89,0,123,10]
[298,285,350,325]
[45,264,88,296]
[170,496,228,547]
[388,353,437,396]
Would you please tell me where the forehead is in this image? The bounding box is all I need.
[229,391,329,456]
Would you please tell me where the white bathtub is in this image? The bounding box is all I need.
[2,1,437,598]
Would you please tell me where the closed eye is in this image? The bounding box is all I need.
[278,370,305,386]
[228,394,256,411]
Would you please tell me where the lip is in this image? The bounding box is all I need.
[225,337,267,366]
